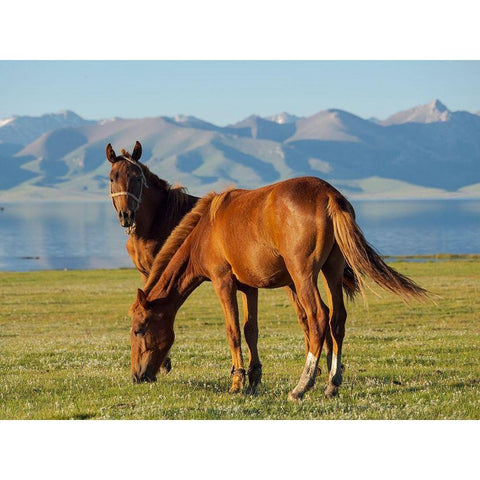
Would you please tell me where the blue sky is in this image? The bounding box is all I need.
[0,61,479,125]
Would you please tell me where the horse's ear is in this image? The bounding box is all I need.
[106,143,117,164]
[131,141,142,162]
[137,288,149,309]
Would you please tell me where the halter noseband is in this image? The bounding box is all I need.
[109,156,149,233]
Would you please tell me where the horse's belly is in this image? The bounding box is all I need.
[230,253,291,289]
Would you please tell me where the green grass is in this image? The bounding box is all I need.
[0,261,479,419]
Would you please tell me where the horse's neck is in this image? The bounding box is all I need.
[164,189,199,229]
[148,237,203,312]
[132,184,167,237]
[134,186,198,240]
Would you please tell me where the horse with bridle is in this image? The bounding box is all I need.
[129,177,427,400]
[106,141,198,283]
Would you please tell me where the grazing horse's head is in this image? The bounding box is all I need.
[129,289,175,383]
[106,141,147,228]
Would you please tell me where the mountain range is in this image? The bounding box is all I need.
[0,99,479,201]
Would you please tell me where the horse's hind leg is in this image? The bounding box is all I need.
[240,287,262,394]
[321,245,347,398]
[212,275,246,393]
[287,274,329,401]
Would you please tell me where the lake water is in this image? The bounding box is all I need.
[0,199,479,272]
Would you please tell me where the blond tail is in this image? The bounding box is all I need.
[327,195,428,302]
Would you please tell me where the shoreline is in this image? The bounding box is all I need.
[1,254,478,274]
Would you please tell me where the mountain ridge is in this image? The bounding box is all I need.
[1,100,479,201]
[382,99,451,125]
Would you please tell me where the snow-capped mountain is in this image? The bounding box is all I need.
[265,112,301,124]
[382,99,451,125]
[1,100,479,201]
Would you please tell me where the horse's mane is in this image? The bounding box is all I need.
[165,183,194,227]
[140,164,193,227]
[143,191,218,295]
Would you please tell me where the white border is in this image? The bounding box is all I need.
[1,420,477,479]
[1,1,479,59]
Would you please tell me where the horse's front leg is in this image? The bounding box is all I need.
[213,276,246,393]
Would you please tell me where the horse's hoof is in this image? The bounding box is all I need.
[324,384,339,398]
[229,385,243,394]
[229,366,246,393]
[288,391,303,402]
[159,357,172,375]
[245,386,255,395]
[247,364,262,395]
[245,382,260,395]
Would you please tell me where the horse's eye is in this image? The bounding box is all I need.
[110,178,114,183]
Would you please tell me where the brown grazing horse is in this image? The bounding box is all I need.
[129,177,427,400]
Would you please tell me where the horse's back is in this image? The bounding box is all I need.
[218,176,342,231]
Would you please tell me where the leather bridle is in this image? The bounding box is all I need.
[109,156,149,234]
[109,155,149,209]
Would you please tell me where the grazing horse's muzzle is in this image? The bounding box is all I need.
[118,209,135,228]
[131,356,172,383]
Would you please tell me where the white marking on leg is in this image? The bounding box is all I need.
[330,352,338,376]
[305,351,317,374]
[329,352,342,386]
[291,352,318,399]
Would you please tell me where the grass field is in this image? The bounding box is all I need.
[0,260,479,419]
